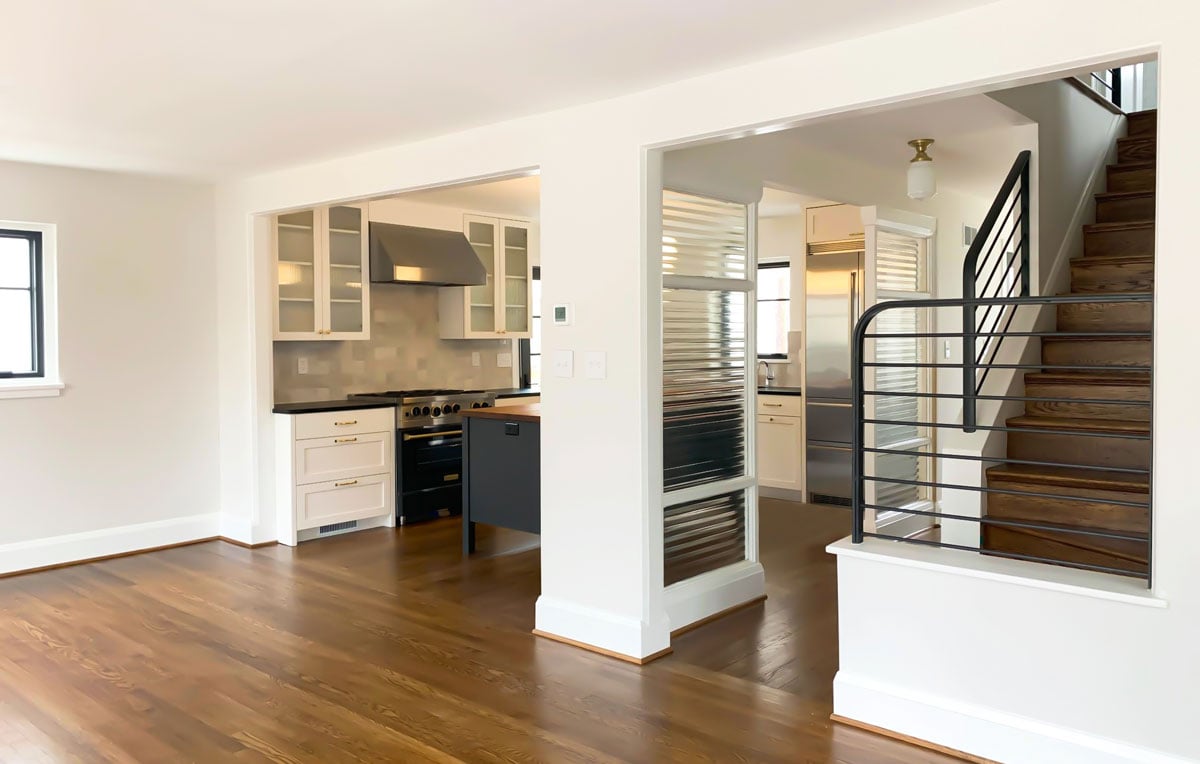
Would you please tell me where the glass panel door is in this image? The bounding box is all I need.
[277,209,317,334]
[326,205,365,334]
[466,219,496,333]
[502,223,529,333]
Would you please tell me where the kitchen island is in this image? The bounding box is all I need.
[461,403,540,554]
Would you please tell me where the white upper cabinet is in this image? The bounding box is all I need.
[806,204,863,244]
[439,215,534,339]
[274,204,370,341]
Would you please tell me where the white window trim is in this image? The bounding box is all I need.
[0,220,62,400]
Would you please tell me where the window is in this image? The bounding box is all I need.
[518,266,541,387]
[0,222,59,398]
[756,262,790,358]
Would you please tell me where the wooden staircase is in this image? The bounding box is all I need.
[981,109,1155,576]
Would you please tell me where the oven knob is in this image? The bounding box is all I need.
[471,402,480,408]
[422,406,430,415]
[411,406,421,416]
[432,406,442,417]
[452,404,461,413]
[481,402,491,408]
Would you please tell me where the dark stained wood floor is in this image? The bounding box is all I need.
[0,500,960,762]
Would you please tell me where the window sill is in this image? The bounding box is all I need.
[0,380,64,400]
[827,536,1167,609]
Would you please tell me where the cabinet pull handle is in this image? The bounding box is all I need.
[763,403,783,408]
[403,430,463,441]
[334,420,358,426]
[334,479,358,487]
[334,437,358,443]
[443,473,460,482]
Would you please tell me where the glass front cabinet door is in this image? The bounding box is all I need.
[274,204,370,341]
[439,215,534,339]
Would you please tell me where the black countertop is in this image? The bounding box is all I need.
[491,387,541,399]
[758,386,803,397]
[272,400,396,415]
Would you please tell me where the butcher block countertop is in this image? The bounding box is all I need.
[462,403,541,423]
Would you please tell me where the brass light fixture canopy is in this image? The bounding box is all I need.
[908,138,935,162]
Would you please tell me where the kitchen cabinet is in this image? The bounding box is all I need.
[274,204,370,341]
[806,204,863,244]
[462,404,541,554]
[275,405,395,545]
[757,394,804,497]
[439,215,534,339]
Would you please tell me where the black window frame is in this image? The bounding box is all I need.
[518,266,541,388]
[756,261,790,360]
[0,229,44,380]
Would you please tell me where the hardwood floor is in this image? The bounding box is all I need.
[0,501,960,762]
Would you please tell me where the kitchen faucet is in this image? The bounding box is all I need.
[756,360,775,387]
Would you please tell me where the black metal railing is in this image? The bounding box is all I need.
[850,292,1153,581]
[1090,68,1123,109]
[962,150,1031,432]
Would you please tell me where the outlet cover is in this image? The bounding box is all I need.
[497,352,513,368]
[471,352,481,367]
[297,357,309,375]
[552,350,574,378]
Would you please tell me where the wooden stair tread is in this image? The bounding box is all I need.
[1083,220,1154,233]
[1006,415,1150,434]
[1070,254,1154,266]
[1094,189,1155,201]
[986,463,1148,493]
[1109,160,1155,172]
[987,523,1149,565]
[1024,370,1150,386]
[1042,333,1149,342]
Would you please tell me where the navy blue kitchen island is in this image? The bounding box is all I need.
[461,403,541,555]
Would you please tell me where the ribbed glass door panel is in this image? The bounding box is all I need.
[664,491,746,585]
[662,190,748,279]
[876,230,926,293]
[662,288,746,490]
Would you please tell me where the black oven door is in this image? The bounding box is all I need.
[398,425,464,493]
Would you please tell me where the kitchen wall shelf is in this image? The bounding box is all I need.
[273,203,370,341]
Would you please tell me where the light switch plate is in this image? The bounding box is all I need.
[297,357,309,375]
[552,350,574,378]
[471,352,481,367]
[583,351,606,380]
[497,352,513,368]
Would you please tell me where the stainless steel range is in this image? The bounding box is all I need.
[349,389,497,524]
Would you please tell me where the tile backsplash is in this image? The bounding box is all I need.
[273,285,516,403]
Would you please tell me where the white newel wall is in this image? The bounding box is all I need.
[213,1,1200,758]
[0,161,219,573]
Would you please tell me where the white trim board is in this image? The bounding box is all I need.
[534,594,670,660]
[0,513,221,576]
[664,560,766,633]
[834,671,1194,764]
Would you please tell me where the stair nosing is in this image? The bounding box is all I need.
[1071,254,1155,266]
[1006,414,1150,434]
[1083,220,1155,233]
[1116,135,1155,145]
[986,463,1149,493]
[1024,371,1151,386]
[1042,334,1150,343]
[1108,160,1156,172]
[1095,189,1155,201]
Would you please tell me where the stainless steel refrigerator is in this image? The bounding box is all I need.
[805,240,865,505]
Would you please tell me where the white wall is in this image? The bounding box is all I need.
[0,161,218,572]
[212,1,1200,758]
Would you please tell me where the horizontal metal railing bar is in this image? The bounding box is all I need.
[863,475,1151,508]
[864,330,1153,339]
[863,390,1152,406]
[862,503,1149,541]
[863,418,1151,439]
[861,293,1153,312]
[861,446,1151,475]
[865,362,1151,372]
[861,532,1147,579]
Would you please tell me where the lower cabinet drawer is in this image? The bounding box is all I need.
[294,431,392,485]
[757,394,803,417]
[295,473,394,531]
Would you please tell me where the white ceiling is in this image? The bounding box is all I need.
[0,0,996,179]
[667,93,1035,201]
[389,174,541,219]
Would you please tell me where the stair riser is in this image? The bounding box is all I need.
[1042,339,1151,368]
[1096,194,1155,224]
[1070,259,1154,293]
[986,478,1149,533]
[1056,301,1152,332]
[1107,165,1155,193]
[1083,225,1154,258]
[1024,382,1151,421]
[1008,430,1150,471]
[982,525,1148,575]
[1117,137,1156,164]
[1126,112,1157,138]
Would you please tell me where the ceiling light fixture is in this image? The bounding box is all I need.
[906,138,936,201]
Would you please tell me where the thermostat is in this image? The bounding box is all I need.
[552,303,572,326]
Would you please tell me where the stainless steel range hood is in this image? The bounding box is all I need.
[369,222,487,286]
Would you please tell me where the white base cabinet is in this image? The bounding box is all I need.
[275,406,395,546]
[757,394,804,497]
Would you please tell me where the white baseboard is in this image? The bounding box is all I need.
[833,671,1194,764]
[0,513,221,576]
[534,595,670,660]
[664,560,766,633]
[759,486,805,502]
